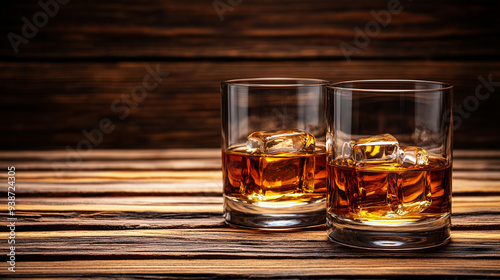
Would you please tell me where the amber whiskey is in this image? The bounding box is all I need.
[223,144,327,204]
[327,157,451,222]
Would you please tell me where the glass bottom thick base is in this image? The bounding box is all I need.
[327,213,451,250]
[223,195,326,230]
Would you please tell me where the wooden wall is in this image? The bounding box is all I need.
[1,0,499,150]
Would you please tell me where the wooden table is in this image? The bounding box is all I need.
[1,149,500,278]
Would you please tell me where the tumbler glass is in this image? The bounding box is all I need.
[326,80,453,249]
[221,78,330,229]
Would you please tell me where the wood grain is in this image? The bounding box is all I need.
[1,195,499,230]
[4,259,500,277]
[0,149,499,278]
[1,0,499,59]
[3,229,500,260]
[1,61,499,149]
[1,0,499,276]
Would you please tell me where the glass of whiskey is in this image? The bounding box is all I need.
[326,80,453,249]
[221,78,330,229]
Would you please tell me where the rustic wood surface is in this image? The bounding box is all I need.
[2,0,500,59]
[1,60,499,149]
[0,149,499,278]
[1,1,500,150]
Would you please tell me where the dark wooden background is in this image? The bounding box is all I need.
[1,0,499,150]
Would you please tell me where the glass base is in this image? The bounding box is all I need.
[223,195,326,230]
[327,213,451,250]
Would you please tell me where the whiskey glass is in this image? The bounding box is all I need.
[221,78,330,229]
[326,80,453,249]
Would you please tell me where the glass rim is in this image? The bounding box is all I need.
[222,77,331,87]
[328,79,453,93]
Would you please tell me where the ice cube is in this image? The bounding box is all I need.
[355,169,394,218]
[354,168,432,219]
[344,134,432,218]
[347,134,399,168]
[242,129,316,201]
[246,129,316,155]
[390,146,431,215]
[398,146,429,166]
[388,170,432,216]
[257,155,315,200]
[341,141,355,166]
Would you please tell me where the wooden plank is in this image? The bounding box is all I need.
[453,171,500,180]
[454,150,500,159]
[0,170,222,180]
[0,149,221,160]
[4,257,500,278]
[5,211,499,231]
[1,61,499,150]
[4,209,499,231]
[8,204,221,213]
[1,0,499,59]
[9,196,224,205]
[3,229,500,260]
[7,215,226,230]
[4,196,500,212]
[0,159,222,171]
[1,181,223,196]
[0,196,498,230]
[453,179,500,194]
[452,196,500,214]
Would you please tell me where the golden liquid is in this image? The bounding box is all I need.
[327,157,451,222]
[223,145,327,204]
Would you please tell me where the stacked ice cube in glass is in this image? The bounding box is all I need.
[243,129,317,201]
[337,133,432,218]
